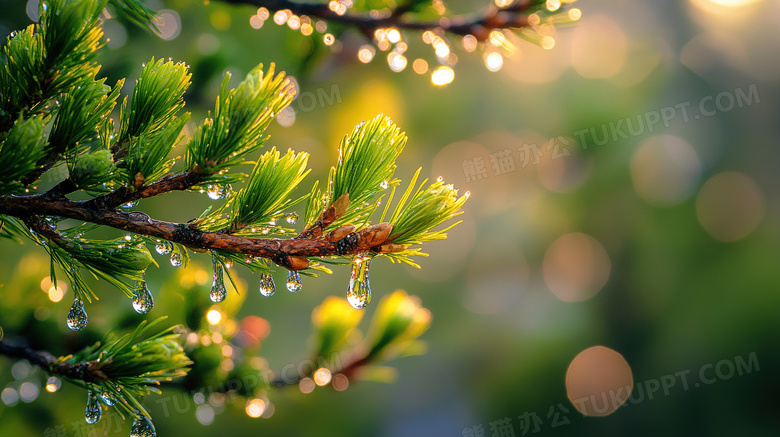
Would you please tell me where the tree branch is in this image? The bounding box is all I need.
[0,340,108,383]
[222,0,534,41]
[1,187,399,270]
[270,353,370,388]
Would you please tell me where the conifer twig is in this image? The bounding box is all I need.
[222,0,535,41]
[0,340,108,383]
[1,191,399,270]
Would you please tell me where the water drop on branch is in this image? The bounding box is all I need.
[66,298,88,331]
[347,256,372,309]
[132,281,154,314]
[210,257,226,303]
[286,271,302,293]
[130,416,156,437]
[85,391,101,424]
[155,240,172,255]
[259,273,275,296]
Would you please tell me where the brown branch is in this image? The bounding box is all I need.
[222,0,535,41]
[270,352,370,388]
[0,340,108,383]
[0,185,400,270]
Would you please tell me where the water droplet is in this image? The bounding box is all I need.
[121,200,138,209]
[380,180,389,189]
[130,416,156,437]
[67,299,88,331]
[207,184,231,200]
[210,284,226,302]
[259,273,275,296]
[155,240,172,255]
[286,271,302,293]
[9,31,17,38]
[347,257,372,309]
[210,257,226,302]
[132,282,154,314]
[244,255,254,264]
[98,391,114,406]
[170,252,182,267]
[128,211,152,223]
[285,212,298,224]
[85,391,101,424]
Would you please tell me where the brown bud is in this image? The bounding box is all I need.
[286,255,310,271]
[362,222,393,247]
[332,193,350,219]
[326,224,356,242]
[132,172,145,189]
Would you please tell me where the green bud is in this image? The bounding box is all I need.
[72,149,113,186]
[114,244,153,271]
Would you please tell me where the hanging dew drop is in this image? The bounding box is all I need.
[259,273,275,296]
[98,391,114,406]
[85,391,102,424]
[132,281,154,314]
[207,184,231,200]
[346,256,372,309]
[130,416,156,437]
[285,212,299,225]
[210,256,226,302]
[155,240,172,255]
[121,200,138,209]
[286,271,302,293]
[210,285,227,303]
[380,180,389,189]
[170,252,182,267]
[67,299,88,331]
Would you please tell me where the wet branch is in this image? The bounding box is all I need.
[222,0,534,41]
[0,340,108,383]
[1,186,399,270]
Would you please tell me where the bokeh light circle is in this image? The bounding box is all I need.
[696,171,765,242]
[566,346,633,417]
[631,135,701,205]
[543,233,611,302]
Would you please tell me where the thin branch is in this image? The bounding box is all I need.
[270,353,369,388]
[1,190,399,270]
[0,340,108,383]
[222,0,534,41]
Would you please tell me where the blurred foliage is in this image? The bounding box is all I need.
[1,0,779,436]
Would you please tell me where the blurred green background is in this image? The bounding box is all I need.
[1,0,779,435]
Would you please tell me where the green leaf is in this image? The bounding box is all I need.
[0,115,48,193]
[119,57,191,142]
[324,114,406,228]
[184,63,294,173]
[230,147,310,231]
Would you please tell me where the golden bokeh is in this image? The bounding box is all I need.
[696,171,765,242]
[630,135,701,206]
[566,346,633,416]
[544,233,611,302]
[572,15,627,79]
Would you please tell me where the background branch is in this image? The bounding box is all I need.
[223,0,534,40]
[0,340,108,383]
